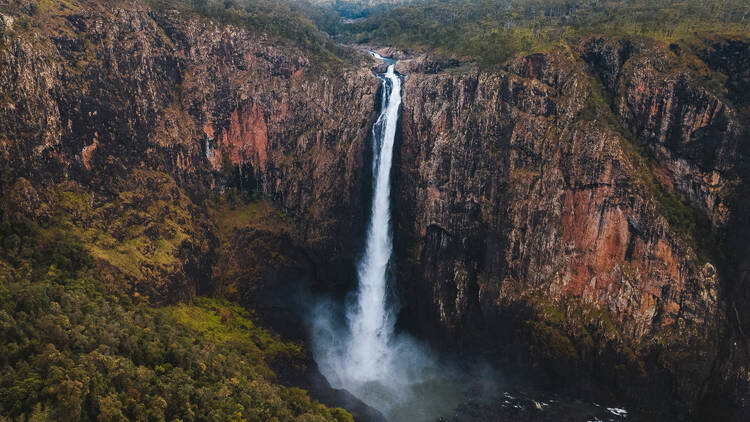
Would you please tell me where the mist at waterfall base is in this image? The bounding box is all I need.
[305,55,462,421]
[309,296,462,421]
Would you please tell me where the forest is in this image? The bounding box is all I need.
[0,184,352,421]
[333,0,750,66]
[139,0,750,67]
[13,0,746,68]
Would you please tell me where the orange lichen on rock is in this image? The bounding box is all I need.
[219,103,268,168]
[560,179,686,329]
[81,136,99,170]
[291,67,305,79]
[203,124,215,139]
[562,188,628,298]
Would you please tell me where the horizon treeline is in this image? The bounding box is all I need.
[147,0,750,67]
[331,0,749,66]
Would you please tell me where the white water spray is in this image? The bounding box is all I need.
[345,54,401,382]
[310,53,461,421]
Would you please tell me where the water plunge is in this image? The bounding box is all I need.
[309,53,461,421]
[347,53,400,384]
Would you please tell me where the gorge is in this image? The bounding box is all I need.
[1,0,749,421]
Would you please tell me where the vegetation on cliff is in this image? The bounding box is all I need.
[149,0,345,60]
[578,58,722,264]
[0,0,352,68]
[210,194,298,301]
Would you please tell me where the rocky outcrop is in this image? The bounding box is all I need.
[581,37,632,92]
[589,36,750,419]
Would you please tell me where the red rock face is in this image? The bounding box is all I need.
[394,46,734,415]
[216,104,269,170]
[617,48,744,228]
[81,137,99,170]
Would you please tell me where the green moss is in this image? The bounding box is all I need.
[44,171,212,293]
[618,134,721,264]
[72,39,96,72]
[214,199,270,233]
[55,190,93,219]
[209,192,296,299]
[31,0,80,14]
[522,295,645,383]
[526,320,578,363]
[161,297,304,379]
[533,299,620,341]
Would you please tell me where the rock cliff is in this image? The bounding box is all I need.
[1,1,749,419]
[392,41,748,418]
[0,0,379,300]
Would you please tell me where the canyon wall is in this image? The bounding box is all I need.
[1,1,749,418]
[392,40,749,417]
[0,1,378,302]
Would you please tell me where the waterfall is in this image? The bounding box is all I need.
[345,54,401,383]
[307,52,629,422]
[310,53,460,421]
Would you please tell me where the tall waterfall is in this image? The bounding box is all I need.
[310,53,460,421]
[345,53,401,382]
